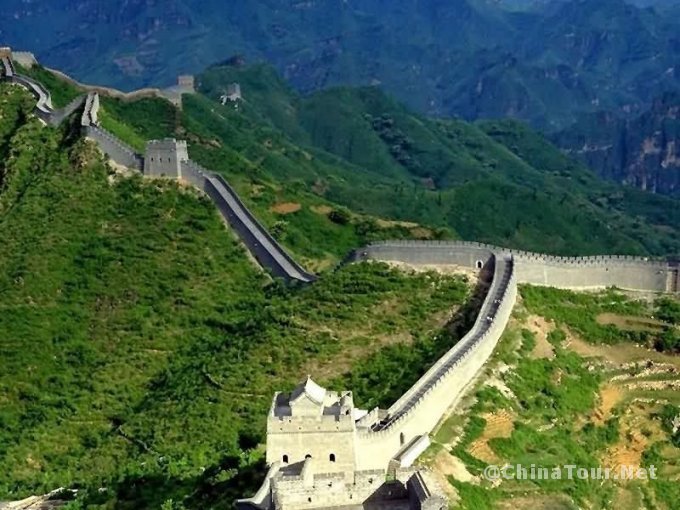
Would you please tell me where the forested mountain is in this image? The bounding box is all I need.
[1,0,677,125]
[89,61,680,258]
[2,0,679,195]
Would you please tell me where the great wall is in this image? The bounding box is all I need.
[1,48,679,510]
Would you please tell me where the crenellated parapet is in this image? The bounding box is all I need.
[353,240,677,294]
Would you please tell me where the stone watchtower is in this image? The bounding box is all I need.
[177,75,195,92]
[267,377,359,478]
[144,138,188,179]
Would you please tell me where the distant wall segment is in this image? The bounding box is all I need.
[352,241,677,294]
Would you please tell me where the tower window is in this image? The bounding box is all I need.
[305,454,312,459]
[330,453,336,462]
[476,260,483,269]
[282,455,288,463]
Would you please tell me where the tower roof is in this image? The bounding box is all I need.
[289,376,326,406]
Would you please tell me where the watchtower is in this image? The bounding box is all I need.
[177,75,195,92]
[267,377,359,478]
[144,138,188,179]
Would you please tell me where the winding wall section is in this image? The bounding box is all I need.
[1,54,84,126]
[354,251,517,470]
[351,240,678,294]
[79,90,315,283]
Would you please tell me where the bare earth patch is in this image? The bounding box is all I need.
[613,486,645,510]
[596,312,666,333]
[270,202,302,214]
[603,401,666,473]
[566,334,680,370]
[310,205,333,215]
[467,410,514,464]
[375,218,421,229]
[432,450,476,483]
[496,495,574,510]
[409,226,434,239]
[592,384,625,425]
[250,184,266,197]
[525,314,556,359]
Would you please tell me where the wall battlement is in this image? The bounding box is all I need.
[353,241,677,294]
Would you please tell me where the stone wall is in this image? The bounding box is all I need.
[1,55,15,78]
[267,413,358,476]
[84,125,143,171]
[10,73,53,121]
[144,139,188,178]
[48,95,85,127]
[273,468,405,510]
[1,54,85,127]
[354,255,517,471]
[180,160,209,191]
[204,174,316,283]
[353,240,677,293]
[351,242,494,270]
[81,92,99,127]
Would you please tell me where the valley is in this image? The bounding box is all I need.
[2,0,679,196]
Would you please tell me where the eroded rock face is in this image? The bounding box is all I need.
[557,92,680,196]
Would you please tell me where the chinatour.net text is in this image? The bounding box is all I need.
[483,463,657,481]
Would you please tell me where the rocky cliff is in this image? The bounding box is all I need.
[556,92,680,196]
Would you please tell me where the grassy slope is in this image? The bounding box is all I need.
[0,84,475,508]
[192,64,680,257]
[97,89,451,271]
[14,63,82,109]
[430,288,680,509]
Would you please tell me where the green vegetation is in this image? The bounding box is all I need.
[94,62,680,261]
[658,405,680,448]
[521,285,680,352]
[15,64,81,109]
[438,289,680,509]
[449,478,497,510]
[444,320,611,507]
[99,96,177,151]
[655,297,680,325]
[4,54,680,510]
[0,82,481,508]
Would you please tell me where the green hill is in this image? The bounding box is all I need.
[98,62,680,259]
[0,82,476,508]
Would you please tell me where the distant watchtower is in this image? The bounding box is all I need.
[177,75,195,92]
[144,138,188,179]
